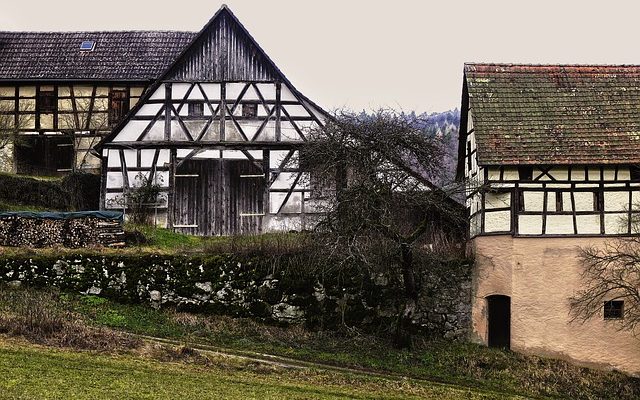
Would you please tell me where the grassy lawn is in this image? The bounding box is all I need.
[58,294,639,400]
[0,339,512,400]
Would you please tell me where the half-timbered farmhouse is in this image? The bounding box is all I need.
[0,31,194,175]
[96,6,327,235]
[459,63,640,374]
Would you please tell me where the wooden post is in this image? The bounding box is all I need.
[263,149,270,217]
[275,81,282,141]
[220,82,226,141]
[164,84,172,141]
[99,153,108,210]
[167,148,177,229]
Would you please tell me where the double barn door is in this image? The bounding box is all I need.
[173,159,264,236]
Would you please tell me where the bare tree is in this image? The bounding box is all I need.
[0,100,34,171]
[58,87,110,172]
[301,109,466,348]
[570,236,640,332]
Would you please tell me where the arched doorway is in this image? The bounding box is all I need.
[487,295,510,349]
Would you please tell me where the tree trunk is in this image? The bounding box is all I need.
[395,242,418,349]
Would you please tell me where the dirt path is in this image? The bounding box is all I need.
[133,333,536,400]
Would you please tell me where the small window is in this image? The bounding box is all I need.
[188,103,204,117]
[604,300,624,320]
[80,40,96,51]
[555,191,563,212]
[631,166,640,181]
[37,89,56,113]
[242,103,257,118]
[518,166,533,181]
[593,191,603,212]
[109,89,129,125]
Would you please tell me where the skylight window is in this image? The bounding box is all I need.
[80,41,96,51]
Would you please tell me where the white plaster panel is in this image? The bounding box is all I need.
[470,214,481,237]
[255,83,276,100]
[546,192,556,212]
[484,210,511,232]
[280,192,302,213]
[107,150,120,167]
[170,121,189,141]
[523,191,544,212]
[140,150,157,168]
[604,191,629,212]
[271,172,299,190]
[123,150,137,168]
[149,85,165,100]
[105,192,125,209]
[605,213,628,234]
[192,150,219,159]
[485,192,510,209]
[113,120,150,141]
[201,83,221,100]
[632,191,640,210]
[187,87,205,100]
[171,83,191,100]
[588,167,601,181]
[503,168,518,181]
[177,149,192,158]
[242,85,261,101]
[545,215,574,235]
[270,192,286,214]
[487,167,500,181]
[518,215,542,235]
[225,83,246,100]
[576,215,600,234]
[280,85,298,102]
[574,192,595,212]
[570,169,585,181]
[106,172,124,189]
[281,122,302,141]
[282,104,309,118]
[618,168,631,181]
[270,150,292,169]
[141,121,164,141]
[137,104,163,117]
[157,150,170,165]
[603,168,616,181]
[549,168,568,181]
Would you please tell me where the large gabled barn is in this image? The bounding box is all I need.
[96,6,328,235]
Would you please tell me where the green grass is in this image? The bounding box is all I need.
[67,294,640,400]
[0,340,511,400]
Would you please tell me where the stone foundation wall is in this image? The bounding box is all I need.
[0,253,471,339]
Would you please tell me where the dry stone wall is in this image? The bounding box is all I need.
[0,252,471,339]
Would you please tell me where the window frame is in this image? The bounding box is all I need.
[108,89,130,126]
[188,102,204,117]
[241,103,258,118]
[37,89,57,114]
[603,300,624,320]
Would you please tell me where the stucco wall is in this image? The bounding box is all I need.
[471,235,640,375]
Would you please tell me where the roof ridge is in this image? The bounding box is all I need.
[0,30,197,34]
[465,62,640,68]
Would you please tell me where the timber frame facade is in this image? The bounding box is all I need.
[0,31,194,175]
[96,6,328,235]
[460,63,640,375]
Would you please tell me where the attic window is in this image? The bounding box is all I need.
[242,103,258,118]
[80,41,96,51]
[604,300,624,320]
[518,166,533,181]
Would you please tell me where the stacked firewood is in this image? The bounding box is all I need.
[0,215,125,248]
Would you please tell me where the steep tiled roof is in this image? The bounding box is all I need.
[0,31,197,81]
[465,63,640,165]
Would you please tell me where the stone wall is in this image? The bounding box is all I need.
[0,252,472,339]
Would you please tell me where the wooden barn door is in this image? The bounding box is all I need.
[173,159,264,236]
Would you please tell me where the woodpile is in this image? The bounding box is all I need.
[0,214,125,248]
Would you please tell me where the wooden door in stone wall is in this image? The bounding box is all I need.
[173,159,264,236]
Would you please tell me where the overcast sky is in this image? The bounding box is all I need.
[1,0,638,113]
